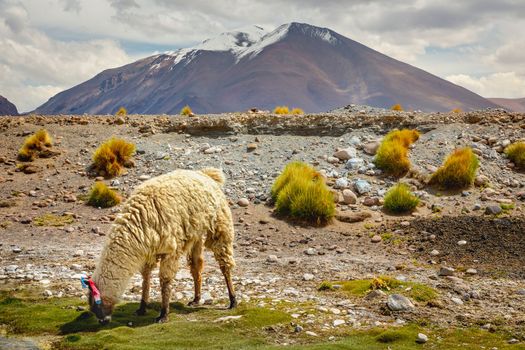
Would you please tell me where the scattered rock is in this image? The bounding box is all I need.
[336,211,371,223]
[416,333,428,344]
[237,198,250,207]
[371,235,382,243]
[341,189,357,204]
[302,273,314,281]
[438,267,455,276]
[485,205,502,215]
[387,294,414,312]
[333,147,356,160]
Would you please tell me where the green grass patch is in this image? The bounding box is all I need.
[504,142,525,169]
[33,213,74,227]
[333,276,438,303]
[87,182,121,208]
[383,183,419,214]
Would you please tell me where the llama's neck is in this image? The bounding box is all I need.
[92,226,145,303]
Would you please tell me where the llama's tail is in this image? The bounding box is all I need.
[200,167,226,186]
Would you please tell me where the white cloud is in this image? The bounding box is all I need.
[0,0,132,112]
[446,72,525,98]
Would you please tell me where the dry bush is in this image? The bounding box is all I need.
[272,161,334,224]
[115,107,127,116]
[18,129,53,161]
[291,108,304,115]
[504,142,525,169]
[383,183,419,213]
[451,108,462,113]
[92,138,135,178]
[391,104,403,111]
[429,147,479,189]
[87,182,121,208]
[273,106,290,115]
[180,105,193,116]
[374,129,419,177]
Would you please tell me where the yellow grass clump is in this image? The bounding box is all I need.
[180,105,193,116]
[115,107,127,116]
[504,142,525,169]
[383,183,419,213]
[429,147,479,189]
[271,161,334,224]
[374,129,420,177]
[391,104,403,111]
[451,108,462,113]
[273,106,290,115]
[92,138,136,178]
[87,182,121,208]
[291,108,304,115]
[18,129,53,161]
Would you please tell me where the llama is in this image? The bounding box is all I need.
[86,168,236,324]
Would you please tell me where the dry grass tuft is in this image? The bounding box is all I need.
[115,107,127,116]
[429,147,479,189]
[383,183,419,213]
[290,108,304,115]
[451,108,462,113]
[504,141,525,169]
[180,105,193,116]
[87,182,121,208]
[273,106,290,115]
[92,138,135,178]
[18,129,53,161]
[374,129,420,177]
[272,162,334,224]
[391,104,403,111]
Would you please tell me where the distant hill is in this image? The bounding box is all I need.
[35,22,498,115]
[0,95,19,116]
[489,97,525,112]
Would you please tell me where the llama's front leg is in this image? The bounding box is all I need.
[156,255,178,323]
[220,264,237,309]
[187,242,204,306]
[135,263,155,316]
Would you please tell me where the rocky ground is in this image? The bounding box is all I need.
[1,108,525,347]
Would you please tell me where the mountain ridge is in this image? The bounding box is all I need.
[35,22,498,114]
[0,95,19,116]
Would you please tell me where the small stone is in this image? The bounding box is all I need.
[266,255,279,263]
[363,141,380,155]
[416,333,428,344]
[138,175,151,181]
[457,240,467,246]
[430,249,439,256]
[294,324,303,332]
[485,205,502,215]
[43,290,52,297]
[333,147,357,160]
[12,247,22,253]
[345,157,365,170]
[466,268,477,275]
[387,294,414,312]
[73,249,84,257]
[247,143,258,151]
[304,248,317,256]
[508,338,519,344]
[354,179,372,195]
[342,189,357,204]
[371,235,382,243]
[334,177,349,189]
[305,331,318,337]
[451,297,464,305]
[365,289,386,300]
[127,322,133,327]
[438,267,455,276]
[237,198,250,207]
[302,273,314,281]
[333,319,345,326]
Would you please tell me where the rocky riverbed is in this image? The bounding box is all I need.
[0,108,524,347]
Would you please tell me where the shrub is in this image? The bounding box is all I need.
[180,105,193,116]
[18,129,53,161]
[318,281,334,291]
[272,162,335,224]
[273,106,290,115]
[374,129,419,177]
[504,141,525,169]
[383,183,419,213]
[391,104,403,111]
[87,182,121,208]
[429,147,479,189]
[115,107,127,116]
[92,138,136,178]
[290,108,304,115]
[452,108,462,113]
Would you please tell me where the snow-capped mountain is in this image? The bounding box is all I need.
[35,22,497,114]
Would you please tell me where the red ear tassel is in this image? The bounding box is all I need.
[87,278,102,305]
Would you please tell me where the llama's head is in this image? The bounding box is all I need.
[82,276,115,324]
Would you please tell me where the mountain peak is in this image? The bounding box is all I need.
[0,95,19,116]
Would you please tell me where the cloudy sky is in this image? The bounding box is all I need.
[1,0,525,112]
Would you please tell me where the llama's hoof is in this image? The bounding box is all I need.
[155,316,169,323]
[187,299,200,307]
[134,308,147,316]
[228,298,238,309]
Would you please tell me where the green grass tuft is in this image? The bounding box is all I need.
[33,213,74,227]
[272,162,334,224]
[374,129,420,177]
[87,182,121,208]
[429,147,479,189]
[383,183,419,213]
[504,141,525,169]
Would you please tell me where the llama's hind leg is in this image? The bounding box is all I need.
[135,263,155,316]
[156,254,179,323]
[187,241,204,306]
[208,207,237,309]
